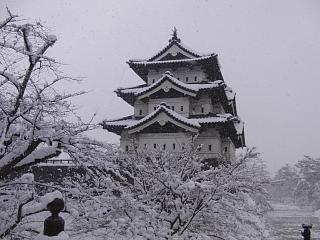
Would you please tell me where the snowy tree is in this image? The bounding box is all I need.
[1,146,271,239]
[0,8,98,179]
[270,164,299,203]
[63,147,271,240]
[295,156,320,208]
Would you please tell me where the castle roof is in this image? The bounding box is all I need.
[127,103,201,132]
[101,103,244,147]
[115,73,235,115]
[116,72,224,101]
[127,30,223,82]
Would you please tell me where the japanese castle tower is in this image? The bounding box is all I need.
[102,29,245,161]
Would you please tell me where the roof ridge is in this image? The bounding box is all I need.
[103,115,133,123]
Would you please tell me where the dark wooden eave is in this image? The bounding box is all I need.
[199,121,245,148]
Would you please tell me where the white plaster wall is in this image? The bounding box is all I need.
[147,66,208,85]
[134,100,148,117]
[120,128,227,160]
[148,97,190,117]
[212,103,225,114]
[221,137,236,161]
[194,128,222,158]
[120,130,134,151]
[190,94,213,115]
[137,132,193,151]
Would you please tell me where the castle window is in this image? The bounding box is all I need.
[154,107,157,111]
[208,145,212,151]
[224,146,228,152]
[171,106,175,110]
[186,77,188,82]
[153,144,157,149]
[163,144,166,150]
[173,143,176,150]
[194,76,197,82]
[144,143,147,148]
[177,77,180,80]
[180,106,184,112]
[139,109,143,115]
[125,145,129,152]
[152,79,155,83]
[201,106,204,113]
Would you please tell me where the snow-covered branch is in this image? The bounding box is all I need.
[0,7,18,29]
[0,10,98,178]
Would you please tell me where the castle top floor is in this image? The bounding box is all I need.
[127,28,223,84]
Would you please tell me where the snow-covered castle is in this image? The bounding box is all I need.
[102,29,245,161]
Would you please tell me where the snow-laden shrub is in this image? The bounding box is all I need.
[65,148,271,240]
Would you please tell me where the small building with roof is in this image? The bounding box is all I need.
[101,29,245,161]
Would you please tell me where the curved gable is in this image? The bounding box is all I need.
[151,43,199,61]
[127,105,200,134]
[137,77,197,100]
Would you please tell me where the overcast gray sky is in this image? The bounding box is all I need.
[1,0,319,173]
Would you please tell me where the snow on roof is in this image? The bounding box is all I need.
[103,118,136,127]
[103,114,133,122]
[102,106,237,130]
[117,73,223,96]
[126,103,201,130]
[20,173,34,183]
[129,54,214,65]
[49,151,71,160]
[132,30,212,62]
[234,120,245,135]
[177,41,207,57]
[225,86,236,100]
[196,114,234,124]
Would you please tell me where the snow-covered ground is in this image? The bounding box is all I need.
[267,202,320,240]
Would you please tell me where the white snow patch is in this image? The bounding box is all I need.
[15,146,59,167]
[314,209,320,218]
[20,173,34,183]
[40,190,63,208]
[34,231,69,240]
[23,190,64,216]
[133,54,213,65]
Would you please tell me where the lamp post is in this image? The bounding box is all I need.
[301,224,312,240]
[43,198,65,236]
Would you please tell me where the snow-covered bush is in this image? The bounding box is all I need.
[269,164,300,203]
[1,146,271,239]
[65,148,271,240]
